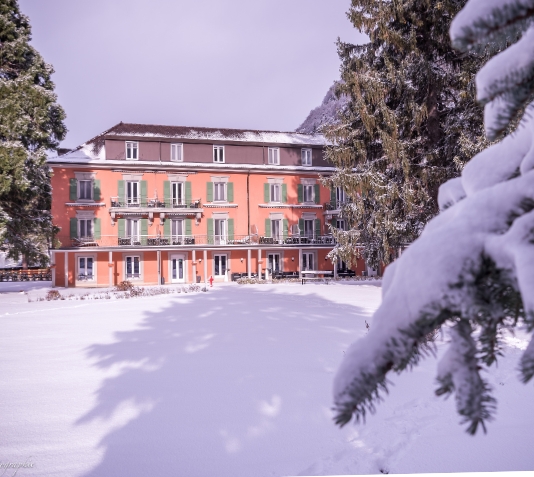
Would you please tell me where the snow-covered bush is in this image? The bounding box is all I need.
[333,0,534,435]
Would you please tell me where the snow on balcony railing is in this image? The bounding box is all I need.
[54,234,337,249]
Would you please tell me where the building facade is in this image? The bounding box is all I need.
[48,123,365,288]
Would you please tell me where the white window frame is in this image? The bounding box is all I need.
[271,219,282,241]
[268,147,279,165]
[125,255,142,280]
[77,255,95,282]
[171,182,184,206]
[336,187,346,204]
[78,180,93,201]
[213,253,228,279]
[267,253,282,273]
[78,218,93,239]
[169,253,187,283]
[126,218,140,242]
[303,219,314,239]
[214,218,227,245]
[213,145,225,163]
[270,183,281,203]
[126,141,138,160]
[126,181,140,205]
[335,219,346,231]
[171,218,184,239]
[171,143,183,162]
[302,251,316,271]
[301,148,312,166]
[304,184,314,203]
[214,182,227,202]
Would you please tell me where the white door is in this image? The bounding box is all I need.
[268,253,281,273]
[214,254,227,280]
[170,254,186,283]
[302,252,314,271]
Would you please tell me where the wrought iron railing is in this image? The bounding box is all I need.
[110,197,202,209]
[54,234,337,249]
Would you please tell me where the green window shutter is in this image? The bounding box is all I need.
[185,219,192,236]
[315,219,321,237]
[93,218,101,239]
[314,184,320,204]
[140,180,148,207]
[93,180,101,201]
[264,183,270,203]
[118,218,125,238]
[299,218,304,236]
[228,218,234,240]
[69,179,77,201]
[265,218,271,238]
[163,218,171,237]
[282,184,287,203]
[207,182,213,202]
[330,187,336,207]
[283,219,288,238]
[185,181,192,204]
[163,181,170,207]
[118,180,125,203]
[297,184,303,203]
[70,218,78,239]
[207,218,214,244]
[140,218,148,245]
[227,182,234,202]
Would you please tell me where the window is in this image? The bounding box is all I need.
[267,253,281,273]
[213,146,225,163]
[271,219,281,241]
[126,181,140,205]
[126,142,138,160]
[78,219,93,239]
[304,185,314,203]
[171,182,184,206]
[78,257,94,281]
[302,252,314,271]
[303,219,314,239]
[268,147,279,165]
[214,254,227,277]
[214,182,226,202]
[78,180,92,200]
[214,219,226,245]
[171,219,184,238]
[301,148,312,166]
[126,219,140,241]
[171,143,183,162]
[270,183,280,203]
[125,256,141,279]
[336,187,346,204]
[335,219,345,231]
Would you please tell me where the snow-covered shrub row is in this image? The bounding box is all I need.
[333,0,534,435]
[32,284,206,302]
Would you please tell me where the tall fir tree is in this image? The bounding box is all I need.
[333,0,534,435]
[324,0,486,268]
[0,0,66,266]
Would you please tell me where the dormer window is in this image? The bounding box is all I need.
[171,143,183,162]
[301,148,312,166]
[126,141,138,160]
[268,147,279,165]
[213,145,225,163]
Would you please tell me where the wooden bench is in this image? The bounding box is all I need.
[301,270,334,285]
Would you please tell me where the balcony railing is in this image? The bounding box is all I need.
[324,200,349,211]
[55,234,337,249]
[110,197,202,209]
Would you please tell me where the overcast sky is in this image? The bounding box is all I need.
[19,0,364,148]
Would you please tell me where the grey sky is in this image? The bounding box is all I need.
[19,0,364,148]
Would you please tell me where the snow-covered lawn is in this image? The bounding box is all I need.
[0,281,533,476]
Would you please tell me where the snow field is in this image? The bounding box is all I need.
[0,282,532,476]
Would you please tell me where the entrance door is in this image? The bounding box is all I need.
[302,252,314,271]
[170,254,186,283]
[267,253,281,273]
[214,254,227,279]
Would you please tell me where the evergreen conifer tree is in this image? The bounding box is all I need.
[0,0,66,266]
[333,0,534,434]
[324,0,486,268]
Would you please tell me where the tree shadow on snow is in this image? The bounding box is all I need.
[76,286,374,477]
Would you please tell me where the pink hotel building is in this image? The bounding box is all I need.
[48,123,368,287]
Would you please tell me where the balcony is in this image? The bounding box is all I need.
[55,234,337,249]
[110,197,202,210]
[324,200,349,211]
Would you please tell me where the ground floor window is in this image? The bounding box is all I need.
[214,254,227,277]
[78,257,94,280]
[126,256,141,280]
[302,252,314,271]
